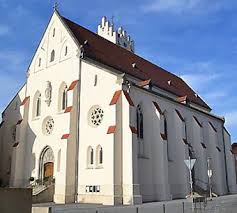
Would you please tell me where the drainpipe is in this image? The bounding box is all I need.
[75,51,83,202]
[221,122,229,194]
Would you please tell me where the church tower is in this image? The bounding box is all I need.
[97,16,135,52]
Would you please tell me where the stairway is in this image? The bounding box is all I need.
[32,184,55,203]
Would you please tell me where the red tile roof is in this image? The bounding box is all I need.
[123,90,135,106]
[68,80,79,91]
[61,134,70,139]
[209,122,217,132]
[193,116,203,127]
[64,106,73,113]
[21,96,30,106]
[160,133,167,141]
[176,96,188,103]
[107,125,116,134]
[138,79,151,88]
[130,126,138,134]
[16,119,23,125]
[110,90,122,105]
[13,142,19,147]
[153,101,163,115]
[62,16,211,110]
[175,109,185,122]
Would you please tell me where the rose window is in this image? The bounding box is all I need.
[43,117,54,135]
[89,106,104,127]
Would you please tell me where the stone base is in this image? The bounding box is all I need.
[78,194,124,205]
[54,194,75,204]
[123,195,142,205]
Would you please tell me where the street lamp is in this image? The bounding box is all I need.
[207,158,213,200]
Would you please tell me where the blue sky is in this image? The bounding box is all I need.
[0,0,237,141]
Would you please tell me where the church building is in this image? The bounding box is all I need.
[0,10,236,205]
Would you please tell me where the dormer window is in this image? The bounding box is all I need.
[50,50,55,62]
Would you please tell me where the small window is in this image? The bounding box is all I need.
[94,75,98,86]
[36,94,41,117]
[87,146,94,167]
[50,50,55,62]
[65,46,68,56]
[58,83,68,112]
[53,28,56,37]
[96,145,103,166]
[62,88,67,110]
[38,58,41,67]
[160,113,168,141]
[182,121,187,140]
[136,105,144,139]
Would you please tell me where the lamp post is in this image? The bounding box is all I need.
[207,158,213,200]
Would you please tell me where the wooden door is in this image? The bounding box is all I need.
[44,162,54,179]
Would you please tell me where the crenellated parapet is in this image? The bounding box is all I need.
[97,16,135,52]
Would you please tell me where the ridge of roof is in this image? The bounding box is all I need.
[61,15,211,110]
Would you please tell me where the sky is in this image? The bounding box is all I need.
[0,0,237,141]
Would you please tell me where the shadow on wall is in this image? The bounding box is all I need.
[0,93,37,187]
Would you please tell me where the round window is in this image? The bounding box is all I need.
[88,106,104,127]
[42,117,55,135]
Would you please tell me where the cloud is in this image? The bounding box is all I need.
[143,0,201,13]
[0,25,10,36]
[225,111,237,127]
[142,0,237,14]
[180,72,221,92]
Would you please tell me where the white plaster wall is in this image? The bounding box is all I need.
[191,120,208,190]
[77,60,121,205]
[224,130,237,193]
[129,85,229,201]
[0,85,26,186]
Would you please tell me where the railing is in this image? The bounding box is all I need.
[30,177,55,196]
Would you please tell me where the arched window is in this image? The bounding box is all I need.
[136,104,144,139]
[87,146,94,166]
[58,83,68,112]
[164,115,167,137]
[65,46,68,56]
[96,145,103,166]
[33,92,41,118]
[53,28,56,37]
[62,89,67,110]
[50,50,55,62]
[36,94,41,117]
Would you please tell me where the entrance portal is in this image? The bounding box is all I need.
[44,162,54,180]
[39,146,54,183]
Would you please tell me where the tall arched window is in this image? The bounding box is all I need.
[36,94,41,117]
[50,50,55,62]
[33,91,41,118]
[96,145,103,166]
[58,83,68,112]
[87,146,94,167]
[164,115,167,137]
[136,104,144,139]
[62,89,67,110]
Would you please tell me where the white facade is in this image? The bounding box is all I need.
[0,11,236,205]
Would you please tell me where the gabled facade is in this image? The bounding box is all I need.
[0,10,236,205]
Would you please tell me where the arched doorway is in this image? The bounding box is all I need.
[39,146,54,184]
